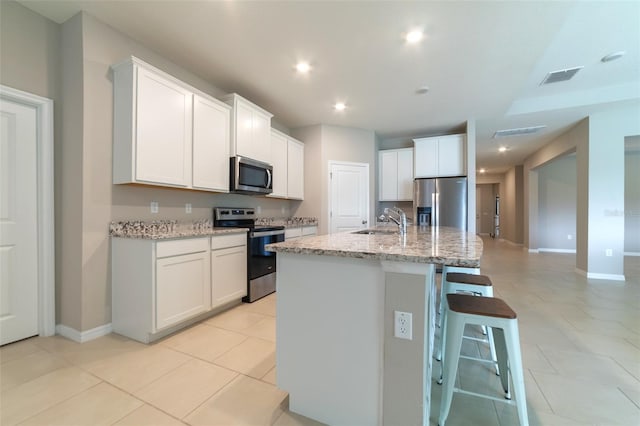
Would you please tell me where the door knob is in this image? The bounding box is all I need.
[362,220,368,224]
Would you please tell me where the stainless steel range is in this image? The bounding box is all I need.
[213,208,285,302]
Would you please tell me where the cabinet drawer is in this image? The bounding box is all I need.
[156,238,209,258]
[211,232,247,250]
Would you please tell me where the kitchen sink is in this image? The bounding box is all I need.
[351,229,398,235]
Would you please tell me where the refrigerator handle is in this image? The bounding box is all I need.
[432,192,439,226]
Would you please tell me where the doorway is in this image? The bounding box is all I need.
[328,161,370,234]
[476,183,498,236]
[0,85,55,345]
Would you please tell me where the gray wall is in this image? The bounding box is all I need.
[292,124,376,235]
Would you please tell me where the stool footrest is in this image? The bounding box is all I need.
[453,387,514,404]
[459,354,498,366]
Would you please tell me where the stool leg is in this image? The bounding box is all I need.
[437,305,448,384]
[486,326,500,376]
[491,327,510,397]
[505,321,529,426]
[438,313,465,426]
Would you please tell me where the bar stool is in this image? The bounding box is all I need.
[438,266,480,329]
[436,272,499,377]
[439,293,529,426]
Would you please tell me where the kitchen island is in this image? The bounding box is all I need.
[266,225,482,426]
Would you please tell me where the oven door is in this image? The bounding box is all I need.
[248,229,284,280]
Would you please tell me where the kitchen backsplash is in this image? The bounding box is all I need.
[255,217,318,226]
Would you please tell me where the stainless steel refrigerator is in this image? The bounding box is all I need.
[413,177,468,230]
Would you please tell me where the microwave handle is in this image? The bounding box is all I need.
[266,169,272,189]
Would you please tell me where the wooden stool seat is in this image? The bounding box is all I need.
[445,272,492,287]
[447,294,516,319]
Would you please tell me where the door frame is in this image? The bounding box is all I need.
[1,85,55,338]
[328,160,370,234]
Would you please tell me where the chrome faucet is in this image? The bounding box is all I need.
[384,207,407,235]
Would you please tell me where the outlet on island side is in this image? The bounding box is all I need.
[394,311,413,340]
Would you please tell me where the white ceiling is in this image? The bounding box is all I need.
[18,0,640,174]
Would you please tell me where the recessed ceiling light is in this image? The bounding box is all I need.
[601,51,626,63]
[479,168,486,174]
[498,146,507,153]
[405,30,423,43]
[415,86,429,95]
[296,62,311,73]
[334,102,346,111]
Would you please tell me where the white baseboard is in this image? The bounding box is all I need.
[575,268,626,282]
[498,238,522,247]
[624,252,640,256]
[56,323,113,343]
[538,248,576,254]
[528,248,539,253]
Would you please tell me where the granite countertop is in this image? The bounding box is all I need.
[109,220,248,240]
[265,225,482,267]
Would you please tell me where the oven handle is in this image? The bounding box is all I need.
[250,229,285,238]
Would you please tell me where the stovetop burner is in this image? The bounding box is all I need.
[213,207,284,231]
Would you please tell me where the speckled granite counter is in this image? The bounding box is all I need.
[266,224,482,267]
[109,220,248,240]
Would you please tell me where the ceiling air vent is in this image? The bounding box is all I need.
[540,66,583,85]
[493,125,547,138]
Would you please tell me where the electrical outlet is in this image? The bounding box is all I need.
[256,206,262,214]
[150,201,159,214]
[394,311,413,340]
[567,234,572,240]
[605,249,613,257]
[185,203,192,214]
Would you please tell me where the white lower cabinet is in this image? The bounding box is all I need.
[211,234,247,307]
[112,232,247,343]
[156,250,211,330]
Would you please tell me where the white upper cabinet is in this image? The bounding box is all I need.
[268,128,304,200]
[113,60,193,187]
[192,95,230,192]
[112,56,231,192]
[287,137,304,200]
[225,94,273,164]
[268,130,288,198]
[413,134,465,178]
[379,148,413,201]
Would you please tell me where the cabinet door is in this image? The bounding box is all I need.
[437,135,465,177]
[252,111,271,164]
[156,251,210,330]
[235,101,255,159]
[211,245,247,307]
[136,66,192,186]
[397,149,414,200]
[287,139,304,200]
[267,131,288,198]
[413,137,438,178]
[192,95,230,192]
[379,151,398,201]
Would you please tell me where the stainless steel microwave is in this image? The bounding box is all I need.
[230,156,273,195]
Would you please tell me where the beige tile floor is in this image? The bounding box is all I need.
[1,237,639,425]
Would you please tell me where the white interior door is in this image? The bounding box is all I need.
[329,162,369,234]
[0,99,39,345]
